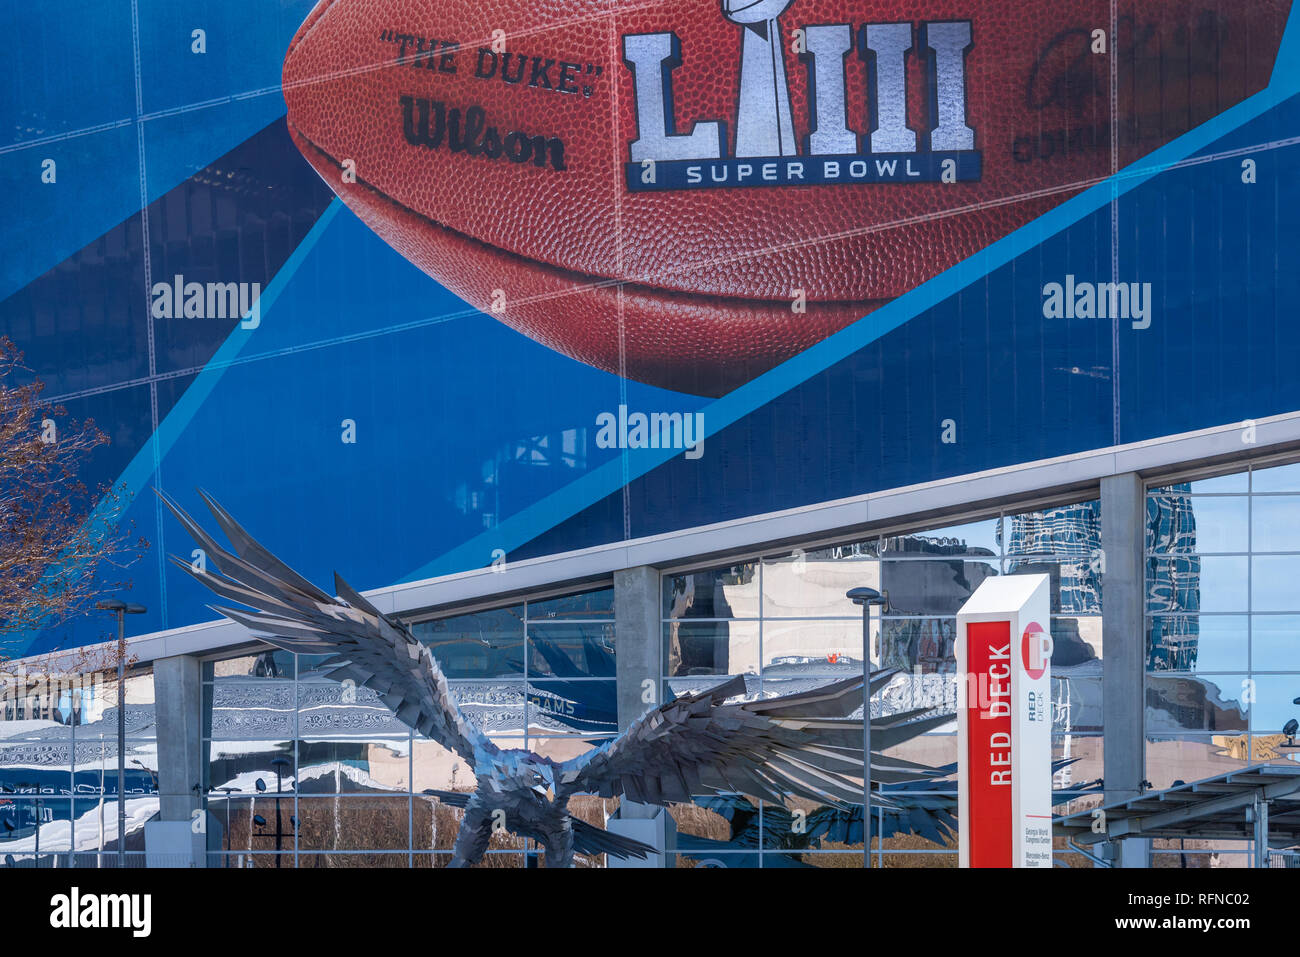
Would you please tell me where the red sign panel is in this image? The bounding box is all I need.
[965,620,1013,868]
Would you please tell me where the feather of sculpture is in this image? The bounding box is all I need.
[162,490,952,868]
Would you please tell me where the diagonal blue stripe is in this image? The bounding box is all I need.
[111,200,343,499]
[8,199,342,658]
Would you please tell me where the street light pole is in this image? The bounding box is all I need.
[97,734,105,869]
[848,587,887,870]
[97,600,145,868]
[213,787,239,867]
[271,757,289,869]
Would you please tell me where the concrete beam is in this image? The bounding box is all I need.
[21,412,1300,675]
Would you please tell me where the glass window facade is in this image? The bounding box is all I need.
[201,585,616,867]
[0,666,157,866]
[662,501,1104,867]
[1146,464,1300,868]
[22,464,1300,866]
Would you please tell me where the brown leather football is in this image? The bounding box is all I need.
[283,0,1289,395]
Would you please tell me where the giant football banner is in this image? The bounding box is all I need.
[1,0,1298,649]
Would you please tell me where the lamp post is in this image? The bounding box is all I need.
[847,587,888,869]
[271,757,290,868]
[212,786,239,867]
[97,735,105,869]
[254,760,295,869]
[31,786,40,865]
[96,600,146,868]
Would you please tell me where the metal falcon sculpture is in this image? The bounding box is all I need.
[163,491,951,867]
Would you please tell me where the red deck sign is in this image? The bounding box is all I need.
[964,620,1014,867]
[956,574,1053,868]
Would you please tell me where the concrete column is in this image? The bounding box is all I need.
[614,565,662,732]
[153,654,207,863]
[611,565,667,835]
[1101,472,1149,867]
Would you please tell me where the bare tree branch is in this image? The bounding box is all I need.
[0,337,148,650]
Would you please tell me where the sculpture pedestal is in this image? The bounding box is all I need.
[606,805,677,868]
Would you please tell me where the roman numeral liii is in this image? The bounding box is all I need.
[624,19,975,162]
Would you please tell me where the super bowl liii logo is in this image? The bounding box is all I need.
[623,0,981,191]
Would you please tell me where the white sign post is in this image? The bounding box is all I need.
[955,574,1053,868]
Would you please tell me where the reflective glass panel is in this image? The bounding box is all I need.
[411,738,470,794]
[1147,615,1248,673]
[1253,556,1300,612]
[885,517,1001,558]
[1251,461,1300,493]
[298,852,412,868]
[1251,497,1300,553]
[445,681,525,736]
[1146,556,1246,614]
[1052,674,1103,733]
[410,605,525,679]
[880,617,956,672]
[1002,501,1100,558]
[295,797,411,850]
[526,680,617,735]
[881,723,957,772]
[878,671,958,716]
[663,621,760,677]
[297,737,410,794]
[296,681,408,738]
[665,675,760,704]
[666,800,740,845]
[527,622,615,677]
[1146,491,1201,554]
[1051,734,1102,791]
[881,559,999,616]
[529,735,611,767]
[662,563,759,620]
[0,798,74,860]
[1053,615,1103,664]
[207,739,294,794]
[1003,557,1101,614]
[761,619,864,676]
[297,654,340,682]
[1248,675,1300,733]
[761,547,879,619]
[1150,472,1248,495]
[527,587,614,620]
[792,851,868,868]
[207,652,294,680]
[216,796,299,863]
[1146,676,1249,733]
[1145,734,1253,789]
[1252,616,1300,671]
[209,680,295,740]
[1147,495,1249,554]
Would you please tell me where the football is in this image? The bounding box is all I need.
[283,0,1290,396]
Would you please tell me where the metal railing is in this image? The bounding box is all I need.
[1,851,161,868]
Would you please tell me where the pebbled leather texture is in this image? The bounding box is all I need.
[283,0,1290,393]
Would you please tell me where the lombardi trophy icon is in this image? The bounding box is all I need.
[723,0,797,157]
